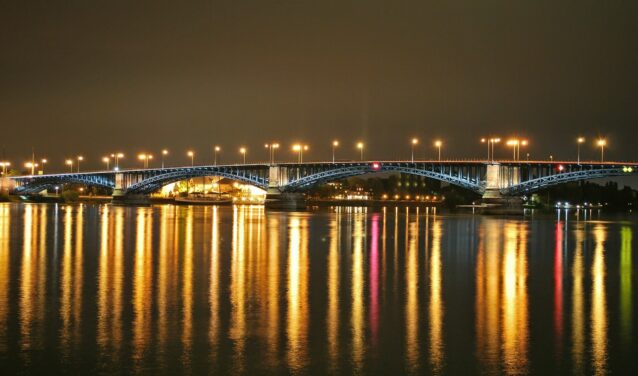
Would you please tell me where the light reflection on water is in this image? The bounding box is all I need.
[0,203,636,374]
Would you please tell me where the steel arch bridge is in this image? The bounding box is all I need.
[280,162,485,193]
[123,165,269,194]
[7,160,638,198]
[12,173,116,194]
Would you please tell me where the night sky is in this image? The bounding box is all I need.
[1,1,637,170]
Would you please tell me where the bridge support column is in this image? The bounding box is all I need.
[264,166,306,210]
[111,173,150,205]
[481,163,523,213]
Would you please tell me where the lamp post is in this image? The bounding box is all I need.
[25,162,38,175]
[161,149,168,169]
[0,162,10,175]
[577,137,585,164]
[597,139,606,162]
[292,144,308,163]
[356,142,364,161]
[481,138,501,162]
[187,151,194,166]
[213,146,220,165]
[66,159,73,173]
[138,154,153,169]
[77,156,83,173]
[111,153,124,170]
[411,138,418,162]
[239,147,247,164]
[332,140,339,163]
[41,159,47,174]
[264,143,279,164]
[102,157,110,170]
[434,140,442,161]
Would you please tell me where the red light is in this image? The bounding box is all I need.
[371,162,381,171]
[558,165,564,171]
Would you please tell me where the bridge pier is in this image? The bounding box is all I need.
[264,166,306,210]
[479,163,524,213]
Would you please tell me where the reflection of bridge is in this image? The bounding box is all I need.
[7,160,638,207]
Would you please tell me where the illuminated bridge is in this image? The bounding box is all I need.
[6,160,638,208]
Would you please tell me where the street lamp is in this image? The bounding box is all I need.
[411,138,418,162]
[356,142,364,161]
[481,138,501,162]
[597,139,606,162]
[265,143,279,164]
[77,156,84,173]
[102,157,110,170]
[577,137,585,164]
[434,140,442,161]
[187,150,194,166]
[0,161,10,175]
[41,159,47,174]
[332,140,339,163]
[111,153,124,170]
[161,149,168,169]
[138,153,153,169]
[213,146,220,165]
[292,144,308,163]
[66,159,73,173]
[25,162,38,175]
[239,147,247,164]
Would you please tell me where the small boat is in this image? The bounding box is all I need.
[175,193,232,205]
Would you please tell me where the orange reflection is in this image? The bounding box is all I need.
[405,215,419,372]
[591,225,607,374]
[182,207,194,368]
[157,205,172,364]
[19,204,35,352]
[265,213,280,367]
[60,206,73,354]
[571,224,585,373]
[209,206,221,361]
[97,206,111,350]
[502,222,528,375]
[429,218,443,372]
[620,226,632,346]
[327,208,341,369]
[287,215,309,372]
[369,213,380,347]
[351,209,365,372]
[132,209,153,369]
[0,204,9,352]
[476,220,529,374]
[229,206,247,372]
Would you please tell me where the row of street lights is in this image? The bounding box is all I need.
[5,136,613,175]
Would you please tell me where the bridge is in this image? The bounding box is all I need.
[4,160,637,208]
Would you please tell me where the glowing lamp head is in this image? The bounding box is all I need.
[434,140,442,147]
[162,149,168,155]
[577,137,585,143]
[333,140,339,147]
[65,159,73,165]
[597,139,607,147]
[292,144,301,151]
[187,151,194,157]
[412,138,418,145]
[356,142,364,149]
[371,162,381,171]
[239,147,246,154]
[214,146,220,151]
[102,157,109,163]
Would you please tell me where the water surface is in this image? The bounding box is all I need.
[0,203,636,374]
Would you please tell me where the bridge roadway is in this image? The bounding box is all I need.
[6,160,638,207]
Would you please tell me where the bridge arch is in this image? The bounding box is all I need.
[124,168,268,194]
[13,174,115,195]
[282,163,485,194]
[503,167,636,195]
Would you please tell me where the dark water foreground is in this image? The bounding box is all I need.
[0,203,636,375]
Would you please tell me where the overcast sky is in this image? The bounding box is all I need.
[1,1,637,171]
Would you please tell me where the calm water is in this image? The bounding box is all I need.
[0,203,636,375]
